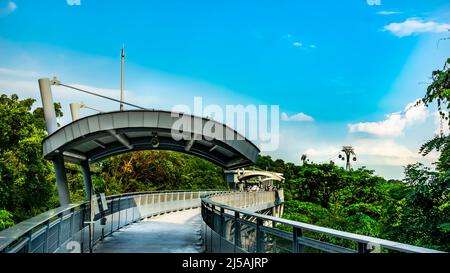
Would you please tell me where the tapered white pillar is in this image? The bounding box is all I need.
[81,160,93,200]
[38,78,58,134]
[70,103,81,121]
[53,154,71,206]
[39,78,71,205]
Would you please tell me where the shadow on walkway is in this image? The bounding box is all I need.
[93,208,203,253]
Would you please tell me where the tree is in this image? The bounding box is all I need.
[0,94,61,223]
[98,150,228,194]
[0,209,14,230]
[385,58,450,250]
[419,58,450,172]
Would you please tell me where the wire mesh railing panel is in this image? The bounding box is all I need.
[200,191,444,254]
[0,190,221,253]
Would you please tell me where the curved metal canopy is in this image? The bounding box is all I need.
[238,170,284,182]
[224,169,285,182]
[42,110,260,169]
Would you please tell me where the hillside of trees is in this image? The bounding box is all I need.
[255,156,450,251]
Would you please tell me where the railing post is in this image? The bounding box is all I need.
[211,205,215,230]
[358,242,370,253]
[219,208,225,252]
[80,204,85,253]
[117,197,121,229]
[293,227,303,253]
[57,213,63,249]
[256,218,264,253]
[125,197,129,225]
[43,220,50,253]
[110,200,114,233]
[69,209,74,239]
[234,211,241,252]
[27,230,33,253]
[220,208,225,237]
[131,197,135,223]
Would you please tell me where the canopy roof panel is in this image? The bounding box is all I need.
[42,110,260,169]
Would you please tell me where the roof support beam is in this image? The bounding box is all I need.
[185,139,195,151]
[185,134,201,151]
[209,145,218,152]
[108,129,132,150]
[63,151,87,161]
[92,140,106,149]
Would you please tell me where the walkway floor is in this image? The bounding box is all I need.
[93,208,204,253]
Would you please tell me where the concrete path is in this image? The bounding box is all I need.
[94,208,204,253]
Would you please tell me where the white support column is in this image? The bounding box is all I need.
[38,78,58,134]
[39,78,71,205]
[81,160,93,200]
[70,103,81,121]
[53,154,71,206]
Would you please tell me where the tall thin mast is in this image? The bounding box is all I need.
[120,47,125,111]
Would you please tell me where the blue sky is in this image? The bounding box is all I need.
[0,0,449,179]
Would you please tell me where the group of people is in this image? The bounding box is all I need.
[245,184,277,192]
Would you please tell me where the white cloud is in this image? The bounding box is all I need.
[377,11,401,15]
[366,0,381,6]
[303,139,433,167]
[0,1,16,16]
[354,138,418,160]
[304,146,340,157]
[348,99,428,137]
[384,18,450,37]
[66,0,81,6]
[293,42,302,47]
[282,112,314,122]
[354,138,439,166]
[309,45,317,49]
[0,67,39,78]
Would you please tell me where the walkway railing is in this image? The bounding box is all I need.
[0,190,222,253]
[201,192,445,253]
[207,190,284,212]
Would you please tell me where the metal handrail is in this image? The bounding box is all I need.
[201,192,445,253]
[0,202,85,251]
[0,190,224,253]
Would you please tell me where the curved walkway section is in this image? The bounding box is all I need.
[94,209,204,253]
[0,190,220,253]
[201,192,444,253]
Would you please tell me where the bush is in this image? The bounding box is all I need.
[0,209,14,230]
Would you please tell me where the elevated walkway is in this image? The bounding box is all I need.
[0,190,443,253]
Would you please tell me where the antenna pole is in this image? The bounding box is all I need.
[120,47,125,111]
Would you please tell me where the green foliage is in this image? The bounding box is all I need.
[422,58,450,118]
[0,209,14,230]
[98,150,227,194]
[384,163,450,250]
[419,58,450,172]
[0,94,58,223]
[283,200,331,224]
[258,154,450,251]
